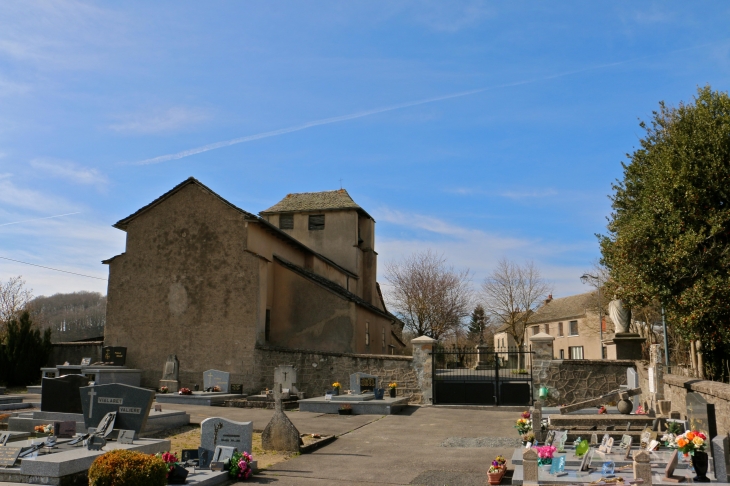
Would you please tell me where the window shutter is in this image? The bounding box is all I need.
[309,214,325,230]
[279,214,294,230]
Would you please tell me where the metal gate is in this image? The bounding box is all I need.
[431,345,533,406]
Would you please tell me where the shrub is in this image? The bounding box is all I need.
[88,450,167,486]
[0,311,52,386]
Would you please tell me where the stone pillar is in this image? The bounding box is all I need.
[523,447,539,482]
[604,333,646,360]
[529,332,555,360]
[648,344,665,415]
[411,336,437,405]
[532,406,545,443]
[633,450,652,485]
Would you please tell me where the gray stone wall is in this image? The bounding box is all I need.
[533,359,635,406]
[253,345,423,403]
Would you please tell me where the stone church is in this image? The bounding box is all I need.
[102,177,405,390]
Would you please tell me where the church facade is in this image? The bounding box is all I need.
[102,178,405,390]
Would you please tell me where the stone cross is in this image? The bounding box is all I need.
[274,383,283,412]
[523,448,539,482]
[633,450,652,486]
[532,407,544,443]
[87,388,96,418]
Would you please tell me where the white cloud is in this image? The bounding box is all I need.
[0,178,79,213]
[30,159,108,187]
[109,107,210,135]
[499,189,559,200]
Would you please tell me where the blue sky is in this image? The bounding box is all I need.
[1,1,729,299]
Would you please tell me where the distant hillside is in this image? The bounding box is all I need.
[30,292,106,343]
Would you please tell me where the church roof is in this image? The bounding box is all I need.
[260,189,373,220]
[528,291,600,324]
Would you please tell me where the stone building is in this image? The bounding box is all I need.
[102,177,405,390]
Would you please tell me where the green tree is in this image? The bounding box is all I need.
[0,311,52,386]
[467,304,489,344]
[599,86,730,379]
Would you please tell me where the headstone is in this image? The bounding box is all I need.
[162,355,179,381]
[53,421,76,438]
[686,393,717,441]
[203,369,230,393]
[712,434,730,482]
[350,372,378,395]
[80,383,154,437]
[118,430,135,444]
[262,382,301,452]
[274,365,297,392]
[102,346,127,366]
[80,357,92,366]
[627,368,640,413]
[523,447,539,481]
[41,375,90,413]
[200,417,253,461]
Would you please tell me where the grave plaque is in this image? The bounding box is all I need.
[53,421,76,438]
[350,372,379,395]
[198,447,212,469]
[80,357,92,366]
[118,430,135,444]
[181,449,199,463]
[550,455,566,474]
[663,450,683,482]
[41,375,90,413]
[203,369,230,393]
[87,435,106,451]
[102,346,127,366]
[212,445,236,464]
[80,383,154,436]
[154,404,162,412]
[230,384,243,394]
[545,430,555,445]
[162,355,179,381]
[686,393,717,441]
[200,417,253,462]
[0,447,21,467]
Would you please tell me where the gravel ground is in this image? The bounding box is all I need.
[440,436,523,448]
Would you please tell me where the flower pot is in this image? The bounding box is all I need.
[389,388,396,398]
[332,388,340,396]
[338,408,352,415]
[168,464,189,484]
[692,451,710,482]
[487,471,504,485]
[374,388,385,400]
[538,458,552,466]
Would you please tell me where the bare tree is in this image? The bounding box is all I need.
[0,276,33,340]
[384,250,472,340]
[481,259,552,364]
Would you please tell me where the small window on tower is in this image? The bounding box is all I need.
[265,309,271,341]
[309,214,325,230]
[279,214,293,230]
[365,322,370,346]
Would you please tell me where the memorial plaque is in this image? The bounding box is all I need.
[118,430,135,444]
[198,447,212,469]
[550,455,566,474]
[203,369,230,393]
[53,421,76,438]
[154,404,162,412]
[663,450,683,482]
[212,445,236,464]
[86,435,106,451]
[41,375,90,413]
[640,427,653,449]
[80,383,154,436]
[0,447,21,467]
[686,393,717,441]
[230,384,243,394]
[545,430,555,445]
[102,346,127,366]
[349,372,379,395]
[579,448,593,471]
[181,449,199,462]
[80,357,92,366]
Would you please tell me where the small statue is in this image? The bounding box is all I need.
[608,297,630,334]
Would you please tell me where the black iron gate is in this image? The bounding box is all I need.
[431,345,533,406]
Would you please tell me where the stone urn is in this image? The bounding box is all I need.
[617,399,633,415]
[657,400,672,416]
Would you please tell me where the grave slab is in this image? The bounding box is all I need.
[155,391,244,406]
[298,396,409,414]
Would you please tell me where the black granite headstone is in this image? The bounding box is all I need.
[53,421,76,438]
[80,383,154,437]
[686,393,717,441]
[102,346,127,366]
[230,384,243,394]
[41,375,90,413]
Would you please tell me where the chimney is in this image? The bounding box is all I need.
[545,294,553,304]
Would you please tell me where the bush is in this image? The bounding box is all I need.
[88,450,167,486]
[0,311,52,386]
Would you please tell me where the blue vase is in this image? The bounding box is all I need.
[374,388,385,400]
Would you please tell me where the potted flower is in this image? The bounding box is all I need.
[388,382,397,398]
[487,455,508,484]
[668,430,709,482]
[155,451,188,484]
[521,432,535,446]
[229,451,253,480]
[178,387,192,395]
[535,445,557,466]
[332,382,341,396]
[515,414,532,436]
[338,404,352,415]
[33,424,53,437]
[159,386,169,394]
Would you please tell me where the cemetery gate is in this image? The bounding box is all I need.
[431,345,534,406]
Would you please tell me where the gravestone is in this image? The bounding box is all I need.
[262,379,301,452]
[80,383,154,437]
[627,368,640,413]
[102,346,127,366]
[633,450,652,485]
[41,375,90,413]
[686,393,717,441]
[712,434,730,482]
[523,447,539,481]
[160,355,180,393]
[274,365,297,392]
[200,417,253,461]
[350,372,378,395]
[203,369,230,393]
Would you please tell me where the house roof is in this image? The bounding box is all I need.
[109,177,357,278]
[260,189,373,220]
[528,291,600,324]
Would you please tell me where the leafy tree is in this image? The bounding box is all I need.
[0,311,52,386]
[467,304,489,344]
[599,86,730,380]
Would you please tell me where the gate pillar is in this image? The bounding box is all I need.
[411,336,437,404]
[529,332,555,360]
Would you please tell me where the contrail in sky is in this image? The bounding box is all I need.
[134,47,713,166]
[0,212,81,227]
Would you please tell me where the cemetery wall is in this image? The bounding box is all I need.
[532,359,634,406]
[254,345,423,402]
[49,341,103,366]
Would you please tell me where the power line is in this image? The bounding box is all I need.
[0,256,107,281]
[0,212,81,227]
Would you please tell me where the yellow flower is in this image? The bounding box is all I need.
[693,437,704,447]
[332,382,341,388]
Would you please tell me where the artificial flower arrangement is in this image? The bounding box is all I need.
[159,386,169,394]
[521,432,536,444]
[34,424,53,434]
[155,451,179,478]
[339,403,352,410]
[212,385,221,392]
[332,382,341,389]
[178,387,193,395]
[598,406,607,414]
[229,451,253,480]
[667,430,707,455]
[515,415,532,435]
[635,405,647,415]
[534,445,557,465]
[388,382,397,389]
